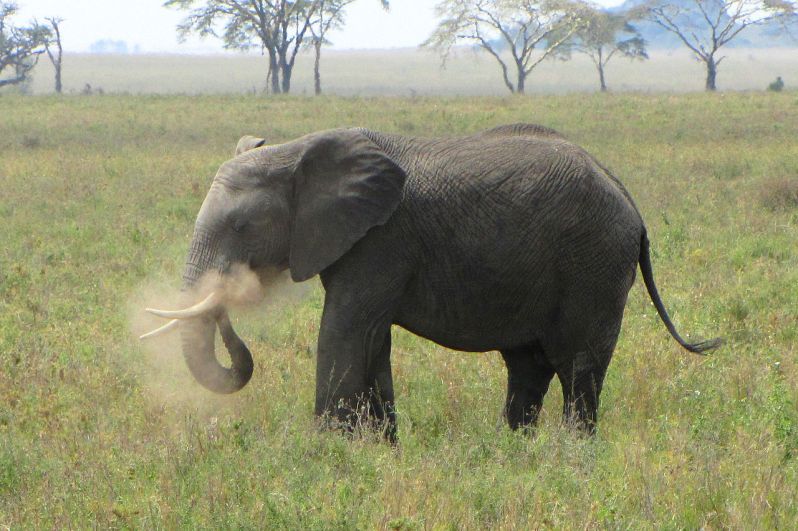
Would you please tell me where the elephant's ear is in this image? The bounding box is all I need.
[235,135,267,156]
[289,129,406,282]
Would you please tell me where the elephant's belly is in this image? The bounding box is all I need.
[393,272,551,352]
[394,305,540,352]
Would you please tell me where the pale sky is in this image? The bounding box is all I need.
[15,0,625,53]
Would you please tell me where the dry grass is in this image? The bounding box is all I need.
[21,47,798,96]
[761,176,798,211]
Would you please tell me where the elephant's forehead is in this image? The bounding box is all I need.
[214,157,286,191]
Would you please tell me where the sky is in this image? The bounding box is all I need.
[14,0,625,53]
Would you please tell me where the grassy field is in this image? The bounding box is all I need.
[21,46,798,96]
[1,92,798,528]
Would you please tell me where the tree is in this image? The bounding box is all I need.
[0,2,49,89]
[569,7,647,92]
[424,0,587,94]
[43,16,63,93]
[164,0,319,94]
[307,0,388,95]
[640,0,798,91]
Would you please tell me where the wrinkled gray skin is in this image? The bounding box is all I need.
[178,124,720,439]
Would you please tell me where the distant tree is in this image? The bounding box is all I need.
[0,2,49,89]
[165,0,321,94]
[568,7,646,92]
[639,0,798,91]
[89,39,129,54]
[43,17,63,93]
[424,0,587,94]
[308,0,389,95]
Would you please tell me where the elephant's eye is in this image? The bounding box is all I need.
[232,219,248,233]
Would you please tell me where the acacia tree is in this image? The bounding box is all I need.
[43,16,63,93]
[570,7,647,92]
[0,2,49,89]
[308,0,388,95]
[165,0,319,94]
[640,0,798,91]
[424,0,587,94]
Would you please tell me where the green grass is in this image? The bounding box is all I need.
[1,92,798,528]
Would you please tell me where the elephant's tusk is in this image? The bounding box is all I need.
[145,291,221,319]
[139,318,180,340]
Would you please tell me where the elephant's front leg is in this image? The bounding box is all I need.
[314,293,396,440]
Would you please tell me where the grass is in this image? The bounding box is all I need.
[19,46,798,96]
[1,92,798,528]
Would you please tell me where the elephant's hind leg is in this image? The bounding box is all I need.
[556,355,608,434]
[500,343,556,430]
[550,312,624,434]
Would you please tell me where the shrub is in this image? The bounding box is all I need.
[760,176,798,210]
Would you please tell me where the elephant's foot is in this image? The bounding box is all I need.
[559,372,602,436]
[562,399,598,436]
[317,392,397,443]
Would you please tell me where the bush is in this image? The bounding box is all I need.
[767,76,784,92]
[760,176,798,210]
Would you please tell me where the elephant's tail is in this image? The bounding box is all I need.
[638,230,722,354]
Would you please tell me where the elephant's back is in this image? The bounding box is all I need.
[393,134,641,233]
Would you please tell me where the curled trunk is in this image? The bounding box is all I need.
[179,233,254,394]
[179,310,253,394]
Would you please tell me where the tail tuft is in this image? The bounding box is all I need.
[682,337,723,355]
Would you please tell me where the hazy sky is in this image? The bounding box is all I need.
[15,0,624,53]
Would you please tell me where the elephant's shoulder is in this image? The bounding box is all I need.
[478,123,566,141]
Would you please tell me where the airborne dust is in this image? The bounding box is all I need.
[128,264,310,427]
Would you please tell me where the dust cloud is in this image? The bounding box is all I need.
[127,264,311,429]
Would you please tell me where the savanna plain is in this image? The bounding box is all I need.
[1,92,798,528]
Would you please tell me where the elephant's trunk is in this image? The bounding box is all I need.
[178,310,253,394]
[177,231,254,394]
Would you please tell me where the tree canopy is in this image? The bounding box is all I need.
[0,2,50,90]
[166,0,386,94]
[424,0,588,94]
[306,0,388,95]
[568,6,647,91]
[165,0,319,93]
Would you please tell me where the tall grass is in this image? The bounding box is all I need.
[1,93,797,527]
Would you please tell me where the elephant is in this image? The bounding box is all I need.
[142,123,720,438]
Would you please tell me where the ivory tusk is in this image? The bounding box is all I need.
[139,318,179,340]
[145,291,221,319]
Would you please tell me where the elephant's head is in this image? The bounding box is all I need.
[143,129,406,393]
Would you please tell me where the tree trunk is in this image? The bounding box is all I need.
[598,63,607,92]
[705,56,717,91]
[268,50,281,94]
[517,69,526,95]
[314,39,322,96]
[54,62,62,94]
[281,62,292,94]
[46,19,63,94]
[597,47,607,92]
[277,47,292,94]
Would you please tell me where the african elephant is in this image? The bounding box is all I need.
[143,124,720,438]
